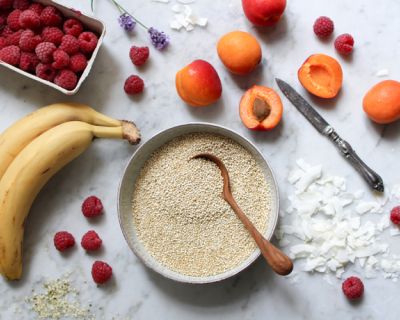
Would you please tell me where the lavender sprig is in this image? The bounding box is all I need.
[148,27,169,50]
[91,0,170,50]
[118,13,136,31]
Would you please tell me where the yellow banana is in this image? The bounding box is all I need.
[0,121,140,280]
[0,103,125,181]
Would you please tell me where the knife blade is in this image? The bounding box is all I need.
[276,78,384,192]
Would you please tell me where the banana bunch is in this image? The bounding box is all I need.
[0,103,141,280]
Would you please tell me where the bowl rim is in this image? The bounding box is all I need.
[117,122,280,284]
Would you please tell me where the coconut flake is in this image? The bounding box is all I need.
[375,69,389,77]
[169,4,207,31]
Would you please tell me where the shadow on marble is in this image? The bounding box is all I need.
[68,46,121,112]
[308,88,343,110]
[186,97,225,121]
[248,116,285,144]
[145,258,268,305]
[144,255,299,311]
[228,64,265,91]
[253,15,289,45]
[368,119,400,142]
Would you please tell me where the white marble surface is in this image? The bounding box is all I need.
[1,0,400,319]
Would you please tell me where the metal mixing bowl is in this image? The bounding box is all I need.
[118,123,279,284]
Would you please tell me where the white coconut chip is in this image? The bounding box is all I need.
[375,69,389,77]
[169,4,207,31]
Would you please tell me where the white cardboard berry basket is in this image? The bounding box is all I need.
[0,0,106,95]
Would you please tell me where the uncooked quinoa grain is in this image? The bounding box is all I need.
[132,133,271,277]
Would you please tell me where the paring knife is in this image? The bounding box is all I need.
[276,78,384,192]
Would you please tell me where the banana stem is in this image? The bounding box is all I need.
[92,121,141,145]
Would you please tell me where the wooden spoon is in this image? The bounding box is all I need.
[192,153,293,276]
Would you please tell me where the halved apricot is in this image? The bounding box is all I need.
[239,85,283,131]
[298,54,343,99]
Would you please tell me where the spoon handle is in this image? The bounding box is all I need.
[224,192,293,276]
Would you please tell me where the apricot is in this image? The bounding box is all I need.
[175,60,222,107]
[217,31,262,75]
[242,0,286,27]
[298,54,343,99]
[363,80,400,124]
[239,85,283,131]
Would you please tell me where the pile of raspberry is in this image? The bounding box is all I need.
[0,0,99,90]
[53,196,113,285]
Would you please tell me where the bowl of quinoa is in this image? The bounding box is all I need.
[118,123,279,283]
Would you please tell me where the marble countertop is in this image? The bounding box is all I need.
[1,0,400,319]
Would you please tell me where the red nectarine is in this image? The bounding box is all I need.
[242,0,286,27]
[175,60,222,107]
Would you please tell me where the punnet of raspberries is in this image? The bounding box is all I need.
[313,16,334,38]
[0,0,100,91]
[91,261,112,284]
[342,276,364,300]
[334,33,354,55]
[81,230,102,251]
[54,231,75,252]
[82,195,104,218]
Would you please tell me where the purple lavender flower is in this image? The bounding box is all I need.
[148,27,169,50]
[118,13,136,31]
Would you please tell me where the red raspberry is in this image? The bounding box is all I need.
[59,34,79,55]
[334,34,354,55]
[1,26,14,38]
[6,9,21,31]
[0,37,7,49]
[52,49,69,69]
[41,26,63,45]
[81,230,102,251]
[124,75,144,95]
[35,62,56,81]
[19,9,41,29]
[13,0,30,10]
[342,276,364,300]
[35,41,56,63]
[63,18,83,37]
[40,5,62,27]
[0,0,13,9]
[0,44,20,65]
[5,29,22,45]
[29,2,44,15]
[53,231,75,252]
[78,31,98,54]
[54,69,77,90]
[91,261,112,284]
[19,51,39,72]
[390,206,400,225]
[69,52,87,73]
[313,16,334,38]
[19,29,41,52]
[81,196,103,218]
[129,46,149,66]
[0,12,6,28]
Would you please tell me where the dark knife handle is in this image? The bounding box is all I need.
[324,127,384,192]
